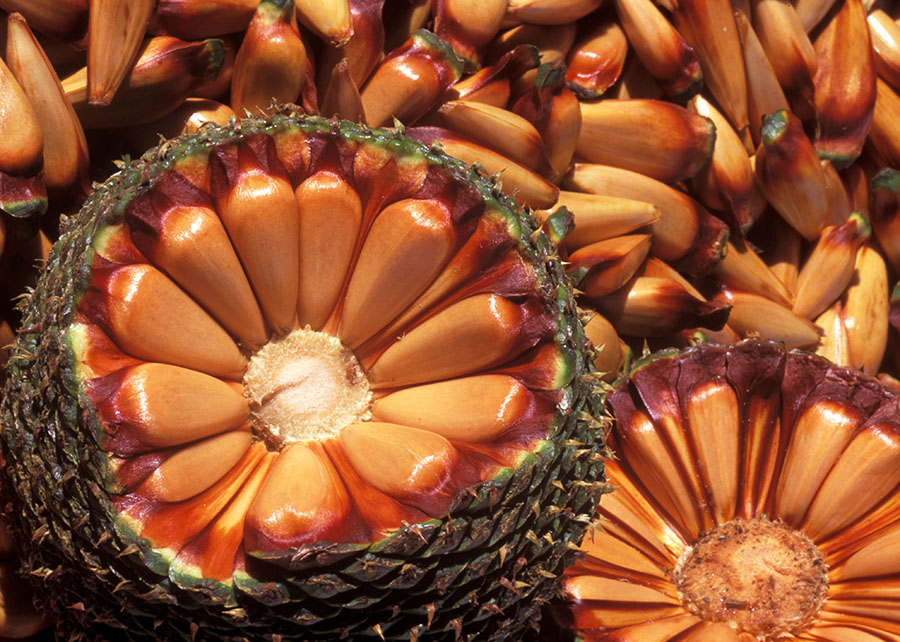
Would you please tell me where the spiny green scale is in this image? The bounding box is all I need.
[0,110,608,641]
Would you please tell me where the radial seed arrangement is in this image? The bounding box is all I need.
[553,340,900,641]
[6,0,900,640]
[0,113,607,641]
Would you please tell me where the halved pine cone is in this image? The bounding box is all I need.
[551,339,900,641]
[0,111,607,641]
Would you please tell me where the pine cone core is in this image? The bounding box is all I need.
[673,517,828,640]
[243,327,372,448]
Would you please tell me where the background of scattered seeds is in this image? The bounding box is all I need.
[1,0,899,638]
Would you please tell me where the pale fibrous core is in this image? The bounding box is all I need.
[673,518,828,641]
[243,327,373,447]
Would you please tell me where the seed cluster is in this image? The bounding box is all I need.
[1,0,900,641]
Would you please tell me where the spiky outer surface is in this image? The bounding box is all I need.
[0,112,609,641]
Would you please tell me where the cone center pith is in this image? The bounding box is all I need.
[673,517,828,640]
[243,327,372,448]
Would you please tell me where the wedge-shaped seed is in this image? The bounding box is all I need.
[0,54,46,220]
[564,163,699,265]
[609,406,707,537]
[137,430,252,502]
[658,192,730,278]
[578,530,672,583]
[843,244,890,376]
[340,198,456,348]
[295,0,352,46]
[64,36,227,129]
[320,58,366,122]
[751,0,817,121]
[0,56,43,177]
[684,380,741,524]
[754,109,834,241]
[82,263,247,379]
[409,127,559,209]
[192,35,237,99]
[689,94,753,233]
[231,0,307,116]
[6,12,90,200]
[814,300,851,367]
[802,421,900,541]
[87,0,156,106]
[583,312,625,381]
[504,0,603,25]
[536,190,659,251]
[323,437,429,535]
[793,212,871,320]
[568,234,652,299]
[563,576,682,625]
[565,18,627,99]
[361,30,464,127]
[486,22,576,66]
[150,0,257,39]
[593,275,731,338]
[597,461,690,564]
[636,256,741,345]
[126,175,267,350]
[734,9,791,145]
[87,362,250,453]
[793,0,838,32]
[542,85,582,182]
[509,60,580,181]
[341,422,460,502]
[714,287,821,349]
[0,0,87,41]
[812,0,876,168]
[433,0,506,64]
[367,293,548,388]
[577,99,715,183]
[567,613,700,642]
[350,135,432,229]
[713,239,793,308]
[295,170,362,330]
[869,9,900,91]
[445,44,539,107]
[775,399,864,526]
[317,0,385,90]
[671,0,749,139]
[354,209,524,355]
[687,623,744,641]
[870,167,900,274]
[372,375,532,442]
[830,522,900,581]
[613,0,702,100]
[209,138,300,333]
[135,442,265,551]
[435,100,546,172]
[868,77,900,169]
[245,441,355,550]
[825,576,900,602]
[169,449,275,582]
